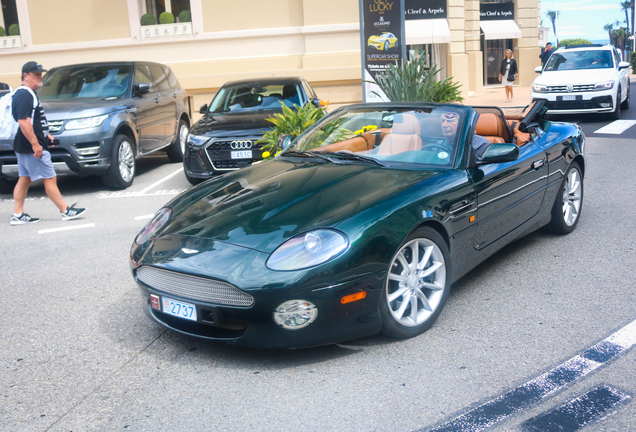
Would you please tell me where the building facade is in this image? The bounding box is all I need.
[0,0,542,116]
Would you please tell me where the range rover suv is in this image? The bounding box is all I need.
[531,44,631,119]
[184,77,319,184]
[0,62,190,190]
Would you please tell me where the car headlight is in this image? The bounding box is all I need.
[273,300,318,329]
[64,114,109,130]
[266,229,349,271]
[188,134,209,147]
[594,80,615,90]
[532,84,548,93]
[135,207,172,245]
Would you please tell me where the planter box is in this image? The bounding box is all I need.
[1,36,21,49]
[140,22,193,39]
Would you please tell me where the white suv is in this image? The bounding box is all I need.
[531,45,631,119]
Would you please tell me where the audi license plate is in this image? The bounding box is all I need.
[162,297,197,321]
[231,150,252,159]
[562,95,576,101]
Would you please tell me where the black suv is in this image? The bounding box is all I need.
[184,77,319,184]
[0,62,190,189]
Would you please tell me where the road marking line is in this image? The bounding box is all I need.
[425,318,636,432]
[98,190,185,198]
[134,214,155,220]
[38,223,95,234]
[136,167,184,195]
[593,120,636,134]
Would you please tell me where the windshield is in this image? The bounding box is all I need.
[544,50,613,71]
[39,65,132,100]
[208,82,303,113]
[284,107,464,167]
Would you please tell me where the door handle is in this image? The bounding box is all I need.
[533,159,545,170]
[153,98,159,103]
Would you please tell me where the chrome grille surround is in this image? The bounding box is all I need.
[136,266,254,307]
[547,84,596,93]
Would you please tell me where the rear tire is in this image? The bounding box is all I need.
[102,134,135,190]
[167,119,189,163]
[546,162,583,235]
[380,227,451,339]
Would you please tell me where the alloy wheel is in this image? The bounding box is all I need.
[179,123,189,155]
[118,140,134,182]
[562,167,582,226]
[386,238,446,327]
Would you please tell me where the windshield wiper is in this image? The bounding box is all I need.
[315,151,386,167]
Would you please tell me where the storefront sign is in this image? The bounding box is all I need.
[405,0,447,20]
[1,36,21,50]
[140,22,193,39]
[360,0,406,102]
[479,3,514,21]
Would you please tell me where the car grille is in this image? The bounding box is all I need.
[205,138,262,151]
[545,97,613,110]
[48,120,64,133]
[136,266,254,307]
[547,84,596,93]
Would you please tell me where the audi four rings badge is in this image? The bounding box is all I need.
[231,140,253,149]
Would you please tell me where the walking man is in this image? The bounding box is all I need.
[539,42,553,66]
[10,61,86,225]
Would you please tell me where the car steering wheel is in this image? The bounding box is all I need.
[420,141,453,154]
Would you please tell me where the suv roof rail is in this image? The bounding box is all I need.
[560,44,605,49]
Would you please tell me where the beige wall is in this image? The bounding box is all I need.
[201,0,304,32]
[302,0,359,26]
[28,0,130,45]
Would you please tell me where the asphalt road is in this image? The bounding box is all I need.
[1,106,635,431]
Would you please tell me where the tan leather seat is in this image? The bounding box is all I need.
[507,120,531,146]
[475,113,506,144]
[377,113,423,155]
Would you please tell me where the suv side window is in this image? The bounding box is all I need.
[149,65,170,91]
[613,49,621,67]
[164,66,180,88]
[134,64,154,92]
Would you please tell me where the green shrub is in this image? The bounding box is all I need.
[631,52,636,73]
[178,10,191,23]
[256,102,327,159]
[140,13,156,25]
[8,23,19,36]
[159,12,175,24]
[0,26,5,37]
[558,38,592,47]
[370,56,463,103]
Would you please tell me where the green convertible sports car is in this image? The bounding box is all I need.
[131,101,585,349]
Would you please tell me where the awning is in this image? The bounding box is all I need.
[480,20,522,40]
[405,19,452,45]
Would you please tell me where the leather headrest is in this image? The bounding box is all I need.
[392,113,421,135]
[475,113,502,137]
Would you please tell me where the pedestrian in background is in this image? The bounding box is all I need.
[498,49,518,103]
[540,42,553,66]
[10,61,86,225]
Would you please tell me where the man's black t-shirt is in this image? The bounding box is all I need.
[12,88,50,154]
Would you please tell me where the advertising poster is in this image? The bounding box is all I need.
[360,0,405,102]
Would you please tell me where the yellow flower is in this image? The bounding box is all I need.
[262,151,271,158]
[320,99,330,107]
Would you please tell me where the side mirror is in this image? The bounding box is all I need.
[199,104,208,113]
[136,82,150,95]
[310,98,321,108]
[477,143,519,164]
[277,134,292,149]
[618,61,631,70]
[534,66,543,74]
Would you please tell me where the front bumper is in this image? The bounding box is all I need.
[131,236,384,349]
[531,88,616,114]
[184,137,265,179]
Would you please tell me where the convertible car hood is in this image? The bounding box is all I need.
[162,159,443,253]
[189,111,275,137]
[42,97,129,121]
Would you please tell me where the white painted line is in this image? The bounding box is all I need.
[593,120,636,134]
[136,167,184,195]
[38,223,95,234]
[97,190,184,198]
[134,214,155,220]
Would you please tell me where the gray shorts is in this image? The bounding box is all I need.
[16,150,56,181]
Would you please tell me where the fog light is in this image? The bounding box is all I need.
[273,300,318,329]
[600,103,611,108]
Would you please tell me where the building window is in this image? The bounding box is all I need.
[142,0,191,23]
[139,0,193,39]
[407,44,448,80]
[1,0,19,36]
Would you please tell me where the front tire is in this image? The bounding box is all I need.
[546,162,583,234]
[621,84,630,110]
[380,227,451,339]
[384,41,389,51]
[167,119,189,163]
[102,134,135,190]
[184,167,205,186]
[610,89,621,120]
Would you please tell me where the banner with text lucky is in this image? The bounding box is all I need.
[360,0,405,102]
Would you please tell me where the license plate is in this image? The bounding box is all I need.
[162,297,197,321]
[562,95,576,101]
[231,150,252,159]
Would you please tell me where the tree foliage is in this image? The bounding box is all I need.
[370,56,463,103]
[558,38,592,47]
[546,10,560,45]
[140,13,156,26]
